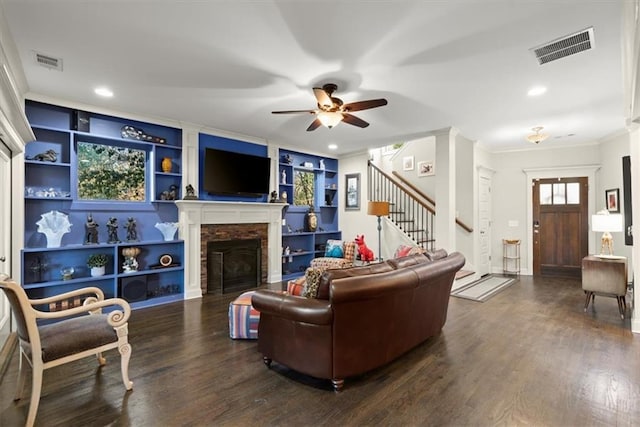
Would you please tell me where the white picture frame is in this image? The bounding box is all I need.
[403,156,414,171]
[418,161,435,177]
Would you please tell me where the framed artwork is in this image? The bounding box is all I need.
[402,156,414,171]
[345,173,360,210]
[418,161,435,177]
[605,188,620,213]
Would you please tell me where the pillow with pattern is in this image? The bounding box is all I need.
[324,239,344,258]
[394,244,426,258]
[302,267,323,298]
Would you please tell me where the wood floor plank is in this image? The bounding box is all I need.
[1,276,639,426]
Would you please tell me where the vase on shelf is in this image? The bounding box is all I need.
[155,222,179,241]
[36,210,72,248]
[161,157,173,173]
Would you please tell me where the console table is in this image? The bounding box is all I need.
[581,255,628,319]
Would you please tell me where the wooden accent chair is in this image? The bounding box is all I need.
[0,278,133,427]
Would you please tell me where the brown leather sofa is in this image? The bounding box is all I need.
[251,250,465,391]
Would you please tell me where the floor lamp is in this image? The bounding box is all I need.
[367,201,390,261]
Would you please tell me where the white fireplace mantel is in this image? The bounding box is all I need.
[175,200,286,299]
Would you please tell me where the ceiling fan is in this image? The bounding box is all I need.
[272,83,388,131]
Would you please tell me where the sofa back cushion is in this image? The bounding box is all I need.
[316,261,395,300]
[387,253,433,269]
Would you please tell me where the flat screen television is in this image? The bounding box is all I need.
[203,148,271,196]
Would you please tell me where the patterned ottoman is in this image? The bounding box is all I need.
[228,290,260,339]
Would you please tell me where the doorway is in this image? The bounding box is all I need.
[0,139,14,377]
[532,177,588,277]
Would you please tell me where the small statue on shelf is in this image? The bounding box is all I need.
[125,217,138,241]
[160,184,178,200]
[269,191,278,203]
[28,149,58,162]
[183,184,198,200]
[84,213,99,245]
[106,217,120,243]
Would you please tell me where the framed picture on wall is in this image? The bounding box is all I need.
[605,188,620,213]
[403,156,414,171]
[345,173,360,210]
[417,161,435,177]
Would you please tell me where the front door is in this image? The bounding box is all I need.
[532,177,588,277]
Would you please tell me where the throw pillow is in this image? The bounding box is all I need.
[324,239,344,258]
[302,267,323,298]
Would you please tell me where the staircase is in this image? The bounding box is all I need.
[367,160,436,251]
[367,160,473,253]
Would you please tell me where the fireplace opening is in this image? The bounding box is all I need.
[207,239,261,294]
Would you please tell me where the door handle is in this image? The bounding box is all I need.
[628,225,633,237]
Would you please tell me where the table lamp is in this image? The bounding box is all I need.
[367,201,390,261]
[592,210,623,256]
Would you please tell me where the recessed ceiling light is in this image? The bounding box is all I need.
[328,144,338,150]
[527,86,547,97]
[94,87,113,97]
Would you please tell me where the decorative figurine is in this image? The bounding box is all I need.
[84,213,99,245]
[184,184,198,200]
[160,184,179,200]
[28,149,58,162]
[36,210,72,248]
[280,191,288,203]
[269,191,278,203]
[281,169,287,184]
[106,217,121,243]
[319,159,325,170]
[283,154,293,164]
[125,217,138,241]
[122,247,141,273]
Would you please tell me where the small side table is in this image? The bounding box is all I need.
[502,239,521,275]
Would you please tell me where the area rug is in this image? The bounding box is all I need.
[450,275,517,302]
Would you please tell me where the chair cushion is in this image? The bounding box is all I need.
[38,314,117,362]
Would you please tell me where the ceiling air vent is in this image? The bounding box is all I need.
[34,51,63,71]
[531,27,594,65]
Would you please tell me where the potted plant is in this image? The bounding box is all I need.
[87,253,109,277]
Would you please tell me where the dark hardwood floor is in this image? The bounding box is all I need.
[1,275,638,426]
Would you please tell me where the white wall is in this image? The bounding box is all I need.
[490,143,602,273]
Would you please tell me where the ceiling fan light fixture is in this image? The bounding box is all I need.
[526,126,549,144]
[318,111,343,128]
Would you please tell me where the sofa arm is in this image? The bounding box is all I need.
[251,290,333,325]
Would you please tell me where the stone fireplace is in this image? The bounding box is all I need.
[175,200,285,300]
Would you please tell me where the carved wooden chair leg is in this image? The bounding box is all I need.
[332,378,344,392]
[96,352,106,366]
[119,342,133,390]
[263,357,272,368]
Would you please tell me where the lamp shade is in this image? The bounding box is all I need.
[367,201,390,216]
[317,111,343,128]
[592,213,623,232]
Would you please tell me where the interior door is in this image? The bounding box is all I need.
[532,177,588,277]
[477,174,492,276]
[0,140,12,354]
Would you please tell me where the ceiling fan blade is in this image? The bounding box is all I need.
[342,98,388,112]
[342,113,369,128]
[306,118,322,131]
[272,109,317,114]
[313,87,334,109]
